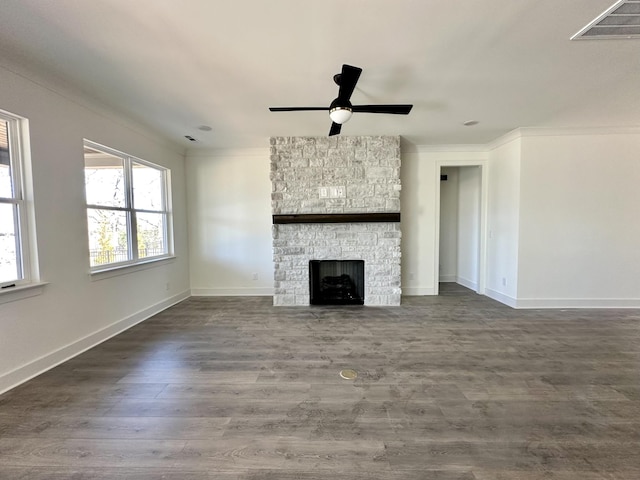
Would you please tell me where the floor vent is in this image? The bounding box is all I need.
[572,0,640,39]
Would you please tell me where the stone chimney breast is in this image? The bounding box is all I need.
[271,136,401,306]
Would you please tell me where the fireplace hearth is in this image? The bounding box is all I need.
[310,260,364,305]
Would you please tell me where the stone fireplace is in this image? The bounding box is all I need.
[271,136,401,306]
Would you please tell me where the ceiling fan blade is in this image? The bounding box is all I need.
[269,107,329,112]
[337,64,362,102]
[329,122,342,136]
[352,104,413,114]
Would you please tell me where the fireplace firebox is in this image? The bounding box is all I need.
[309,260,365,305]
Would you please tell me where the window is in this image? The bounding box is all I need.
[0,109,36,288]
[83,140,172,271]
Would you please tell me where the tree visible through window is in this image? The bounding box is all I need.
[84,141,172,270]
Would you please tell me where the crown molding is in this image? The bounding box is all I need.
[0,61,186,156]
[186,147,270,158]
[403,144,489,154]
[518,126,640,138]
[488,125,640,151]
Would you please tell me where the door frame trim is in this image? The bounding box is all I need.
[433,159,488,296]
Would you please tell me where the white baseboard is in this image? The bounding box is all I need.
[456,276,478,291]
[484,289,640,309]
[402,287,436,296]
[191,287,274,296]
[194,286,443,298]
[439,275,456,282]
[0,290,191,395]
[485,288,518,308]
[514,297,640,309]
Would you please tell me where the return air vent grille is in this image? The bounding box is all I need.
[572,0,640,39]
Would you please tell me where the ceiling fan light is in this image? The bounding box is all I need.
[329,106,353,124]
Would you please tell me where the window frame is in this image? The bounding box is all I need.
[83,140,173,273]
[0,109,36,289]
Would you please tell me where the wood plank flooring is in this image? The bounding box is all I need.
[1,284,640,479]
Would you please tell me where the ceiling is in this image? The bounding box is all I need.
[0,0,638,151]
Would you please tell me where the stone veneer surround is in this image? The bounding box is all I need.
[271,136,401,306]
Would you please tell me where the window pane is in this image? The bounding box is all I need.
[136,212,166,259]
[84,147,126,207]
[87,208,130,267]
[0,119,12,198]
[132,161,163,211]
[0,202,20,282]
[84,141,172,271]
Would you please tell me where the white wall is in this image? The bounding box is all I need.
[186,149,273,295]
[439,167,459,282]
[0,63,190,393]
[457,166,481,290]
[184,145,489,298]
[516,130,640,307]
[400,150,438,295]
[399,148,490,295]
[184,130,640,310]
[486,135,521,306]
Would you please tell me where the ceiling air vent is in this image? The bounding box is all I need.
[572,0,640,39]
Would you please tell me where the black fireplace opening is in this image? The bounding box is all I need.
[309,260,364,305]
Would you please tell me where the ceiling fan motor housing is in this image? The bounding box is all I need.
[329,98,353,124]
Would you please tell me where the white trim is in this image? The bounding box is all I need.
[191,287,274,296]
[456,276,478,291]
[488,128,523,150]
[401,287,437,296]
[0,110,41,287]
[0,62,185,155]
[488,126,640,151]
[435,157,489,167]
[403,144,490,154]
[433,159,488,296]
[0,281,48,305]
[90,256,175,280]
[186,147,270,158]
[480,291,640,309]
[439,275,456,283]
[484,288,518,308]
[84,139,173,273]
[519,126,640,138]
[514,298,640,309]
[0,290,190,395]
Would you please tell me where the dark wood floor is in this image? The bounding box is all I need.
[1,284,640,479]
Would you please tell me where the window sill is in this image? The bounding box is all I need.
[90,256,176,281]
[0,282,48,305]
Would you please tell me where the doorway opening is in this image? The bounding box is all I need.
[437,165,483,294]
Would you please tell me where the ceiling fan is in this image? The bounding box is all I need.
[269,64,413,136]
